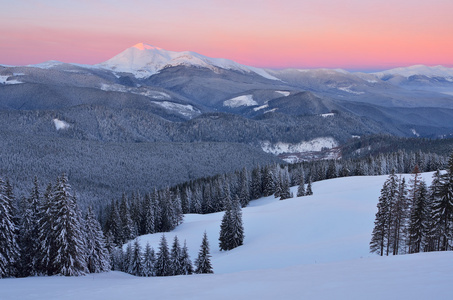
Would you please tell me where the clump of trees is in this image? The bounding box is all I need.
[0,174,109,278]
[370,152,453,255]
[112,232,213,276]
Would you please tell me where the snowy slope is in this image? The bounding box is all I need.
[374,65,453,79]
[2,172,452,300]
[97,43,279,80]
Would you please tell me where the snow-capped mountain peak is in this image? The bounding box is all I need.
[132,42,162,51]
[97,43,279,80]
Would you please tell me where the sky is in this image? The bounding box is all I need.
[1,0,453,70]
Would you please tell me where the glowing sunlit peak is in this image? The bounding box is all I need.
[132,43,162,51]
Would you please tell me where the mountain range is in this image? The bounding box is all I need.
[1,43,453,205]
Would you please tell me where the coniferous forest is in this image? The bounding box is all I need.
[0,149,452,279]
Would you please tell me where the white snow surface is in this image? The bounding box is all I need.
[338,86,365,95]
[97,43,279,80]
[260,137,338,155]
[2,173,452,299]
[52,119,70,130]
[411,128,420,137]
[151,101,200,118]
[253,103,269,111]
[0,75,23,85]
[275,90,290,96]
[374,65,453,79]
[223,94,258,108]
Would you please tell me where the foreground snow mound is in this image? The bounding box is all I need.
[2,252,452,300]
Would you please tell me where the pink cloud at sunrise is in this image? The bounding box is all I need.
[1,0,452,71]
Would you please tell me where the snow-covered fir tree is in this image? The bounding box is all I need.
[44,174,87,276]
[219,195,244,251]
[297,172,306,197]
[408,180,428,253]
[170,235,182,276]
[142,193,155,235]
[129,239,144,276]
[180,240,193,275]
[18,177,41,277]
[155,235,171,276]
[0,178,20,278]
[306,177,313,196]
[85,207,110,273]
[195,232,213,274]
[142,242,155,277]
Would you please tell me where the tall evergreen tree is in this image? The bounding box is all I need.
[47,174,87,276]
[18,177,41,277]
[155,235,171,276]
[433,153,453,251]
[142,193,155,235]
[239,167,251,207]
[170,235,182,276]
[85,207,110,273]
[119,194,135,243]
[306,177,313,196]
[191,186,203,214]
[251,167,262,200]
[408,180,428,253]
[0,178,20,278]
[123,242,133,273]
[219,195,244,251]
[297,173,306,197]
[180,240,193,275]
[129,239,143,276]
[142,242,155,277]
[195,232,213,274]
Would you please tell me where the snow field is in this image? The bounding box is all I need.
[2,172,452,300]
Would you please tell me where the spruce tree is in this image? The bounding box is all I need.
[195,232,213,274]
[408,180,428,253]
[142,193,155,235]
[191,186,203,214]
[155,235,171,276]
[170,235,182,276]
[85,207,110,273]
[219,198,232,251]
[306,177,313,196]
[180,240,193,275]
[251,167,262,200]
[219,195,244,251]
[391,176,408,255]
[48,174,87,276]
[18,177,41,277]
[297,173,306,197]
[425,170,443,251]
[279,167,292,200]
[123,242,133,273]
[230,195,245,249]
[142,242,155,277]
[130,239,144,276]
[370,180,391,256]
[239,167,251,207]
[433,153,453,251]
[0,178,20,278]
[120,194,135,243]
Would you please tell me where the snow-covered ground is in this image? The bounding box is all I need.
[260,137,338,155]
[223,95,258,108]
[2,172,452,300]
